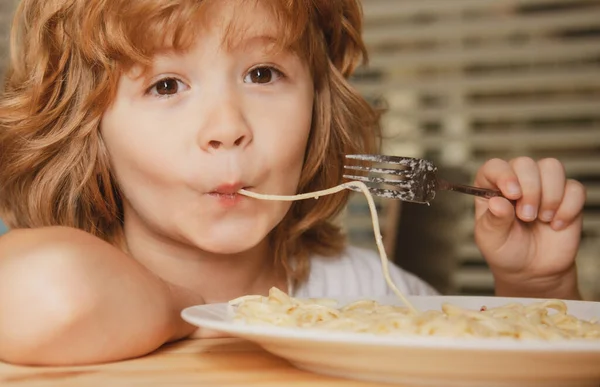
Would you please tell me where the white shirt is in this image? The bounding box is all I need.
[291,246,439,298]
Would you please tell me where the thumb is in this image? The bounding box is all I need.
[474,196,516,251]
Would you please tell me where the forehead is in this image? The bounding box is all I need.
[174,0,287,55]
[106,0,310,75]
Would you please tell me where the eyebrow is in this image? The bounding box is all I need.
[227,33,282,52]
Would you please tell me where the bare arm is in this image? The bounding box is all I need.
[0,226,180,366]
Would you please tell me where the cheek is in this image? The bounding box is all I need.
[283,110,312,170]
[101,105,182,186]
[258,92,313,166]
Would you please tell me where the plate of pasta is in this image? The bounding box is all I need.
[182,289,600,387]
[183,182,600,386]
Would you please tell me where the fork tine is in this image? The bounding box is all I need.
[344,184,422,203]
[343,174,412,189]
[346,154,418,166]
[343,165,412,177]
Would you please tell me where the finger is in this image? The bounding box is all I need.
[537,158,566,223]
[474,158,521,221]
[474,196,516,251]
[509,157,541,222]
[552,179,586,231]
[476,196,516,229]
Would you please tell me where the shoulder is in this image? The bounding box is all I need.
[0,226,175,365]
[0,226,137,292]
[0,226,115,260]
[294,245,439,298]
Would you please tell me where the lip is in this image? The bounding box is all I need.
[208,183,249,195]
[207,183,251,207]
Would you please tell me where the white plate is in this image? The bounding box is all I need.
[181,295,600,387]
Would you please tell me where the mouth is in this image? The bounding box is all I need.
[208,183,252,198]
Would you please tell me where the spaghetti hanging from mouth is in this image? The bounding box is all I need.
[238,181,416,313]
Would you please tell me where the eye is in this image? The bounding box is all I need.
[146,77,189,97]
[244,66,283,84]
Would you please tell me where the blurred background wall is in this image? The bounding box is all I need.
[0,0,599,300]
[344,0,600,301]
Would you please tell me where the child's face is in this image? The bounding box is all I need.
[100,1,314,254]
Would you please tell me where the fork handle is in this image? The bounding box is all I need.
[438,179,515,203]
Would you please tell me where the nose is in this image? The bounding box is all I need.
[196,94,252,152]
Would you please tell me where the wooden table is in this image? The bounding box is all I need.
[0,338,394,386]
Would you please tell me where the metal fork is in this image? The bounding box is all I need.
[343,154,509,204]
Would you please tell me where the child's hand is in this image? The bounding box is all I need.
[473,157,586,300]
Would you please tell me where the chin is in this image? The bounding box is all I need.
[190,232,265,255]
[180,217,275,255]
[200,243,258,255]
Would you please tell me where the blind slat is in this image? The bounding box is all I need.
[386,99,600,121]
[363,0,597,19]
[467,158,600,176]
[398,129,600,151]
[368,38,600,69]
[356,67,600,95]
[364,8,600,44]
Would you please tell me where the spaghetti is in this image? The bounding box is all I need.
[234,182,600,340]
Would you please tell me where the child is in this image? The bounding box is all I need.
[0,0,586,366]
